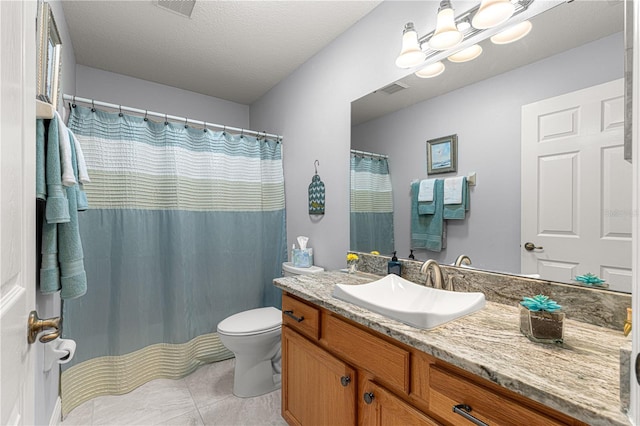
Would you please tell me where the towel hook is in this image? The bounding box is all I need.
[143,110,148,122]
[314,160,319,174]
[91,99,96,113]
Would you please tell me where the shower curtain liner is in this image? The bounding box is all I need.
[61,105,287,415]
[350,153,394,255]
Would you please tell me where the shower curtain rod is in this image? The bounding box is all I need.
[62,94,283,141]
[350,149,388,159]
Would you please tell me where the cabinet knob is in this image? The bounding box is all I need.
[340,375,351,387]
[363,392,375,404]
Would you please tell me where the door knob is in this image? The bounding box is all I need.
[524,242,543,251]
[27,311,62,344]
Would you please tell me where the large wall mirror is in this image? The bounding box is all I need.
[351,0,631,293]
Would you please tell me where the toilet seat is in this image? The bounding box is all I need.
[217,307,282,336]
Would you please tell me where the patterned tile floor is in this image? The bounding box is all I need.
[62,359,286,425]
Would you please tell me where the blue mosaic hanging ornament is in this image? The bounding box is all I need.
[309,161,325,215]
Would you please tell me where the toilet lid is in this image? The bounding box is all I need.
[217,307,282,336]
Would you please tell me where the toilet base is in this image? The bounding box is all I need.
[233,357,281,398]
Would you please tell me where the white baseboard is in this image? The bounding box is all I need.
[49,397,61,426]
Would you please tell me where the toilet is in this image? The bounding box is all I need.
[217,261,324,397]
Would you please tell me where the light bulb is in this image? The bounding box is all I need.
[490,20,532,44]
[428,1,463,50]
[447,44,483,63]
[415,62,445,78]
[471,0,515,29]
[395,22,426,68]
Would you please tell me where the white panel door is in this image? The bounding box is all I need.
[0,1,36,425]
[522,79,632,292]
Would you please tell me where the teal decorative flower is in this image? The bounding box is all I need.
[520,295,562,312]
[574,273,605,285]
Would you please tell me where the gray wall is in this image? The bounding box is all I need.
[250,1,423,270]
[74,65,250,128]
[351,33,623,273]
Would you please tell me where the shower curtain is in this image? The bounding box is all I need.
[350,153,394,255]
[61,105,286,414]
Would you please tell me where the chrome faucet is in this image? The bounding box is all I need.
[420,259,446,290]
[454,254,472,267]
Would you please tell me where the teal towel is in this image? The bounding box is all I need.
[58,139,87,299]
[418,200,435,215]
[39,221,60,294]
[443,177,470,220]
[45,118,70,224]
[39,117,88,299]
[411,180,444,252]
[69,130,89,211]
[36,120,46,200]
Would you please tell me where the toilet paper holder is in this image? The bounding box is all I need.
[44,337,76,371]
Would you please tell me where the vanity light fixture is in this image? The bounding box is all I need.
[395,0,533,72]
[395,22,427,68]
[447,44,483,63]
[415,61,446,78]
[471,0,516,29]
[428,0,464,51]
[490,20,533,44]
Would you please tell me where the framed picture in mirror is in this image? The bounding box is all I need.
[426,134,457,175]
[37,1,62,109]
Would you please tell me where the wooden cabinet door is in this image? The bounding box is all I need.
[282,326,357,426]
[360,380,439,426]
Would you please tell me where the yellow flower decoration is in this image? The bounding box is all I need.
[346,253,359,262]
[370,251,380,255]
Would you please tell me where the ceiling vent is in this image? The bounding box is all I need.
[378,81,409,95]
[155,0,196,18]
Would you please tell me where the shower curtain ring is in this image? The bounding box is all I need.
[241,129,244,139]
[184,117,188,129]
[144,110,148,122]
[222,125,226,135]
[91,100,96,112]
[71,96,76,108]
[203,122,208,133]
[314,160,319,174]
[118,105,123,117]
[164,114,168,126]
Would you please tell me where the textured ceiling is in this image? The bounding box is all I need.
[352,0,624,126]
[62,0,381,105]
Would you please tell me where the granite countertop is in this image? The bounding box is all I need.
[274,271,630,426]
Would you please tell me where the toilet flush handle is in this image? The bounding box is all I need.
[283,310,304,323]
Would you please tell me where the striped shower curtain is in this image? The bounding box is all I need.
[61,105,286,414]
[350,154,394,255]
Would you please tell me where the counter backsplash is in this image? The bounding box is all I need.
[351,251,631,331]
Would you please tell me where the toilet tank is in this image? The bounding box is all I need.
[282,262,324,277]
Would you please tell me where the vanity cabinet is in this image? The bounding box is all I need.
[281,292,584,426]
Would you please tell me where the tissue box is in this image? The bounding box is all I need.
[293,248,313,268]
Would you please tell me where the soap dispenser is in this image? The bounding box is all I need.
[388,251,402,276]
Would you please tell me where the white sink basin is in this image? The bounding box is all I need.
[332,274,485,329]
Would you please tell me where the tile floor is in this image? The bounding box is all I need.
[62,359,287,425]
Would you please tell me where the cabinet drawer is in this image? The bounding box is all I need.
[282,293,320,340]
[323,314,410,393]
[429,365,566,426]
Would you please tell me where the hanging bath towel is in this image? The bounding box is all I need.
[309,174,325,215]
